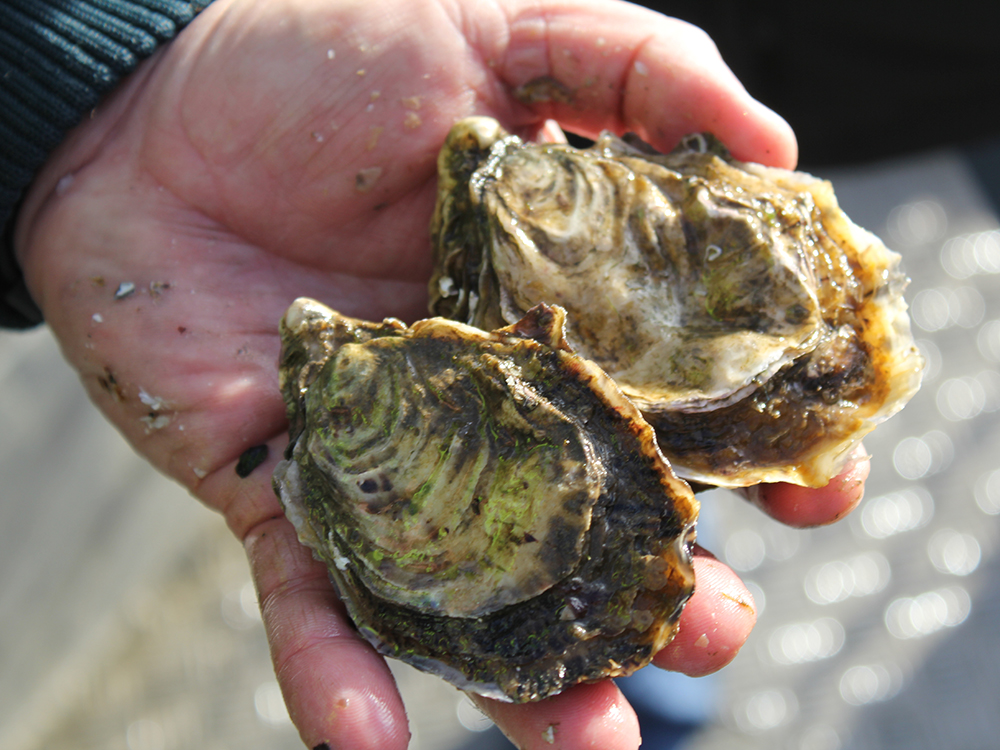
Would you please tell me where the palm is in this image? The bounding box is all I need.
[31,2,497,485]
[16,1,865,748]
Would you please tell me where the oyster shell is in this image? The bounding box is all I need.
[430,118,924,488]
[273,299,698,702]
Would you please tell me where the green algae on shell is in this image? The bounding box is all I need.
[273,299,698,702]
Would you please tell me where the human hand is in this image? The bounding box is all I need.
[13,0,865,747]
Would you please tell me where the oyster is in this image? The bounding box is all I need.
[430,118,924,488]
[273,299,698,702]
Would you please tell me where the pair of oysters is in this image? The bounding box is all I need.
[273,118,923,702]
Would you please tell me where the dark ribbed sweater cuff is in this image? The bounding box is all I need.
[0,0,212,329]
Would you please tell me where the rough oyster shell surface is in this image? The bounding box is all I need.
[430,118,924,488]
[273,299,698,702]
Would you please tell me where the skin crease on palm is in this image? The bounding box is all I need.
[12,0,872,748]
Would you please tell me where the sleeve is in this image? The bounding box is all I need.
[0,0,213,329]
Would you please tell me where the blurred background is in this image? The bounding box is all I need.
[3,3,1000,749]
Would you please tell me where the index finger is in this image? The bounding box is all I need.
[471,0,797,167]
